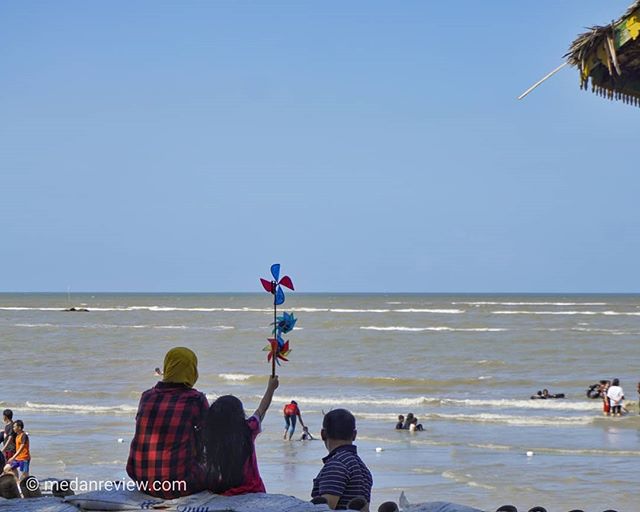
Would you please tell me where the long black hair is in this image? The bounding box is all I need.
[204,395,253,493]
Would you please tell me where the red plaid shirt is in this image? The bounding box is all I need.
[126,382,209,498]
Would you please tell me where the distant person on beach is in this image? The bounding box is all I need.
[203,375,278,495]
[311,408,373,511]
[607,378,625,416]
[4,420,30,484]
[127,347,209,498]
[1,410,15,462]
[637,381,640,414]
[154,367,163,377]
[395,415,404,430]
[283,400,305,440]
[300,426,315,440]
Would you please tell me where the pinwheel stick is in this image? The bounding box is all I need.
[272,280,277,378]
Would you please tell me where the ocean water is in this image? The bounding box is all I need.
[1,293,639,511]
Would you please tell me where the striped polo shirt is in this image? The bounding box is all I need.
[311,444,373,509]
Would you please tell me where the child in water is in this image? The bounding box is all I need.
[300,426,314,440]
[203,375,278,495]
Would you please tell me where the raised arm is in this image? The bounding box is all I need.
[254,375,279,422]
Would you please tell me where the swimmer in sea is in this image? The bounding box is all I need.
[530,389,565,399]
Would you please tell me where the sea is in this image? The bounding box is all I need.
[1,293,638,511]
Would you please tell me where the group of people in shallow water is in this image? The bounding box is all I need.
[126,347,374,511]
[587,378,633,417]
[394,413,423,432]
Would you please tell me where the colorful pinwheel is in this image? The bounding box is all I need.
[259,263,297,376]
[263,336,291,364]
[273,312,297,335]
[260,263,294,306]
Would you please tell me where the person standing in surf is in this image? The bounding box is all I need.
[607,378,625,417]
[0,410,15,463]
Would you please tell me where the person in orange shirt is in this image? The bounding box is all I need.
[283,400,305,440]
[4,420,30,483]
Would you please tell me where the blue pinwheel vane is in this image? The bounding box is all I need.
[260,264,296,377]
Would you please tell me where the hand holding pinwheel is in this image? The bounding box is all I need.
[260,264,297,377]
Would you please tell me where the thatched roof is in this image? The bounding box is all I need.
[565,0,640,105]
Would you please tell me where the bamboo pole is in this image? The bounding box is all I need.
[517,62,569,100]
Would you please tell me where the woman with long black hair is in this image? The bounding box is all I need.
[204,375,279,495]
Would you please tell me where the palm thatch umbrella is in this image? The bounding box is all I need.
[565,0,640,105]
[519,1,640,106]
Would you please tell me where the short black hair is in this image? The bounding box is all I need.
[14,420,24,429]
[323,409,356,440]
[612,378,620,386]
[3,409,12,420]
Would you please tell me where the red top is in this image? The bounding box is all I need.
[220,415,266,495]
[126,382,209,498]
[283,403,300,416]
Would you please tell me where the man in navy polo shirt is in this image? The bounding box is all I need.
[311,409,373,510]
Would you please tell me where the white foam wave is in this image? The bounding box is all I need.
[570,327,629,335]
[13,323,56,328]
[433,412,593,426]
[453,301,608,306]
[360,326,506,332]
[329,309,390,313]
[493,310,640,316]
[24,401,137,415]
[272,396,435,407]
[271,395,601,411]
[1,307,64,311]
[11,322,234,331]
[394,308,464,314]
[218,373,253,381]
[440,398,600,411]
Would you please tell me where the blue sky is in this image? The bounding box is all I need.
[1,1,637,293]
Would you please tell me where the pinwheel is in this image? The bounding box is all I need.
[260,263,294,306]
[263,336,291,364]
[273,312,297,335]
[259,263,297,376]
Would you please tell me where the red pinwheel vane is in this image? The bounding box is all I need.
[260,264,296,377]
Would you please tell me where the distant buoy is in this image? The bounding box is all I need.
[526,451,534,457]
[117,438,124,443]
[375,447,383,452]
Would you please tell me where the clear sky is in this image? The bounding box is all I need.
[1,1,637,293]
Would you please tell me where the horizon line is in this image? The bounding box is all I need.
[1,291,639,295]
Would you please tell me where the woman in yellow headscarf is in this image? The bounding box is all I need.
[127,347,209,498]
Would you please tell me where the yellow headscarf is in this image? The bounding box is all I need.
[163,347,199,388]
